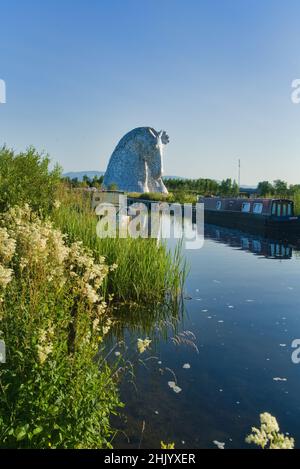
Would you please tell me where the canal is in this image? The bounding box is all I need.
[110,222,300,449]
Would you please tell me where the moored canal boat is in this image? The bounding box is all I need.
[199,197,300,238]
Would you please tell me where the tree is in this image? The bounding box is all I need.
[0,146,61,215]
[273,179,288,195]
[257,181,274,196]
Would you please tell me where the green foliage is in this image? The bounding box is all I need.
[273,179,288,195]
[0,206,121,448]
[165,177,219,195]
[168,191,198,204]
[127,191,197,204]
[161,441,175,449]
[293,190,300,215]
[62,175,104,189]
[108,183,118,191]
[257,181,274,196]
[164,177,239,197]
[256,179,300,215]
[0,150,185,449]
[132,192,171,201]
[219,178,239,196]
[53,188,185,305]
[0,146,61,215]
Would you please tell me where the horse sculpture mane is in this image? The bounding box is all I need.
[103,127,169,193]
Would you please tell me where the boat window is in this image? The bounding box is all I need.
[282,204,287,217]
[253,203,263,214]
[287,203,292,216]
[277,204,281,217]
[242,202,250,213]
[216,201,222,210]
[272,203,277,215]
[252,240,261,252]
[241,237,250,249]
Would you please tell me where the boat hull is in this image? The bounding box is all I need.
[203,209,300,240]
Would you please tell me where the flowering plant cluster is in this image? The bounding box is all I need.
[0,205,120,448]
[246,413,294,449]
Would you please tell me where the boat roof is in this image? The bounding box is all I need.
[201,197,293,203]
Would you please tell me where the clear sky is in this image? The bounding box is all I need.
[1,0,300,185]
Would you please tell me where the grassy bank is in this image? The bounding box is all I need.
[128,191,197,204]
[0,147,186,448]
[0,205,121,448]
[53,187,185,305]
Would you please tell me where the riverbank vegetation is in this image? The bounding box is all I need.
[246,413,294,449]
[257,180,300,214]
[53,187,185,305]
[64,172,300,215]
[0,205,120,448]
[0,146,61,214]
[65,174,240,202]
[0,146,185,448]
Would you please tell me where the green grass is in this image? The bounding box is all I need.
[127,191,198,204]
[53,187,186,305]
[292,192,300,215]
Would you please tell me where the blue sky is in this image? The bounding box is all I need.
[1,0,300,184]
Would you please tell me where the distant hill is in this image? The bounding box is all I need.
[63,171,104,181]
[163,175,188,180]
[62,171,257,189]
[63,171,188,182]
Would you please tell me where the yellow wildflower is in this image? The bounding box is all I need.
[161,441,175,449]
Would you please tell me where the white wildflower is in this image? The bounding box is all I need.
[37,325,54,365]
[260,412,279,433]
[0,227,16,263]
[0,265,13,288]
[137,338,151,354]
[83,283,100,304]
[110,263,118,272]
[92,317,100,331]
[102,318,113,336]
[37,343,53,364]
[246,413,294,449]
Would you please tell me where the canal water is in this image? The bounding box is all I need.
[111,222,300,449]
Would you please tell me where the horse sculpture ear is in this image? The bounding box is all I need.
[148,128,157,139]
[159,130,169,145]
[148,128,169,144]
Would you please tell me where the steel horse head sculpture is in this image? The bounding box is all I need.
[103,127,169,193]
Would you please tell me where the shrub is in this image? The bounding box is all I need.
[0,205,121,448]
[292,190,300,215]
[0,146,61,215]
[127,191,197,205]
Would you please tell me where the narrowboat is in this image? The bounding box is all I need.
[199,197,300,238]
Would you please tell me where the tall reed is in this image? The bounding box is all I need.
[52,187,186,305]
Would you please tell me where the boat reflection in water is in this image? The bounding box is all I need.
[115,208,292,259]
[205,224,293,259]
